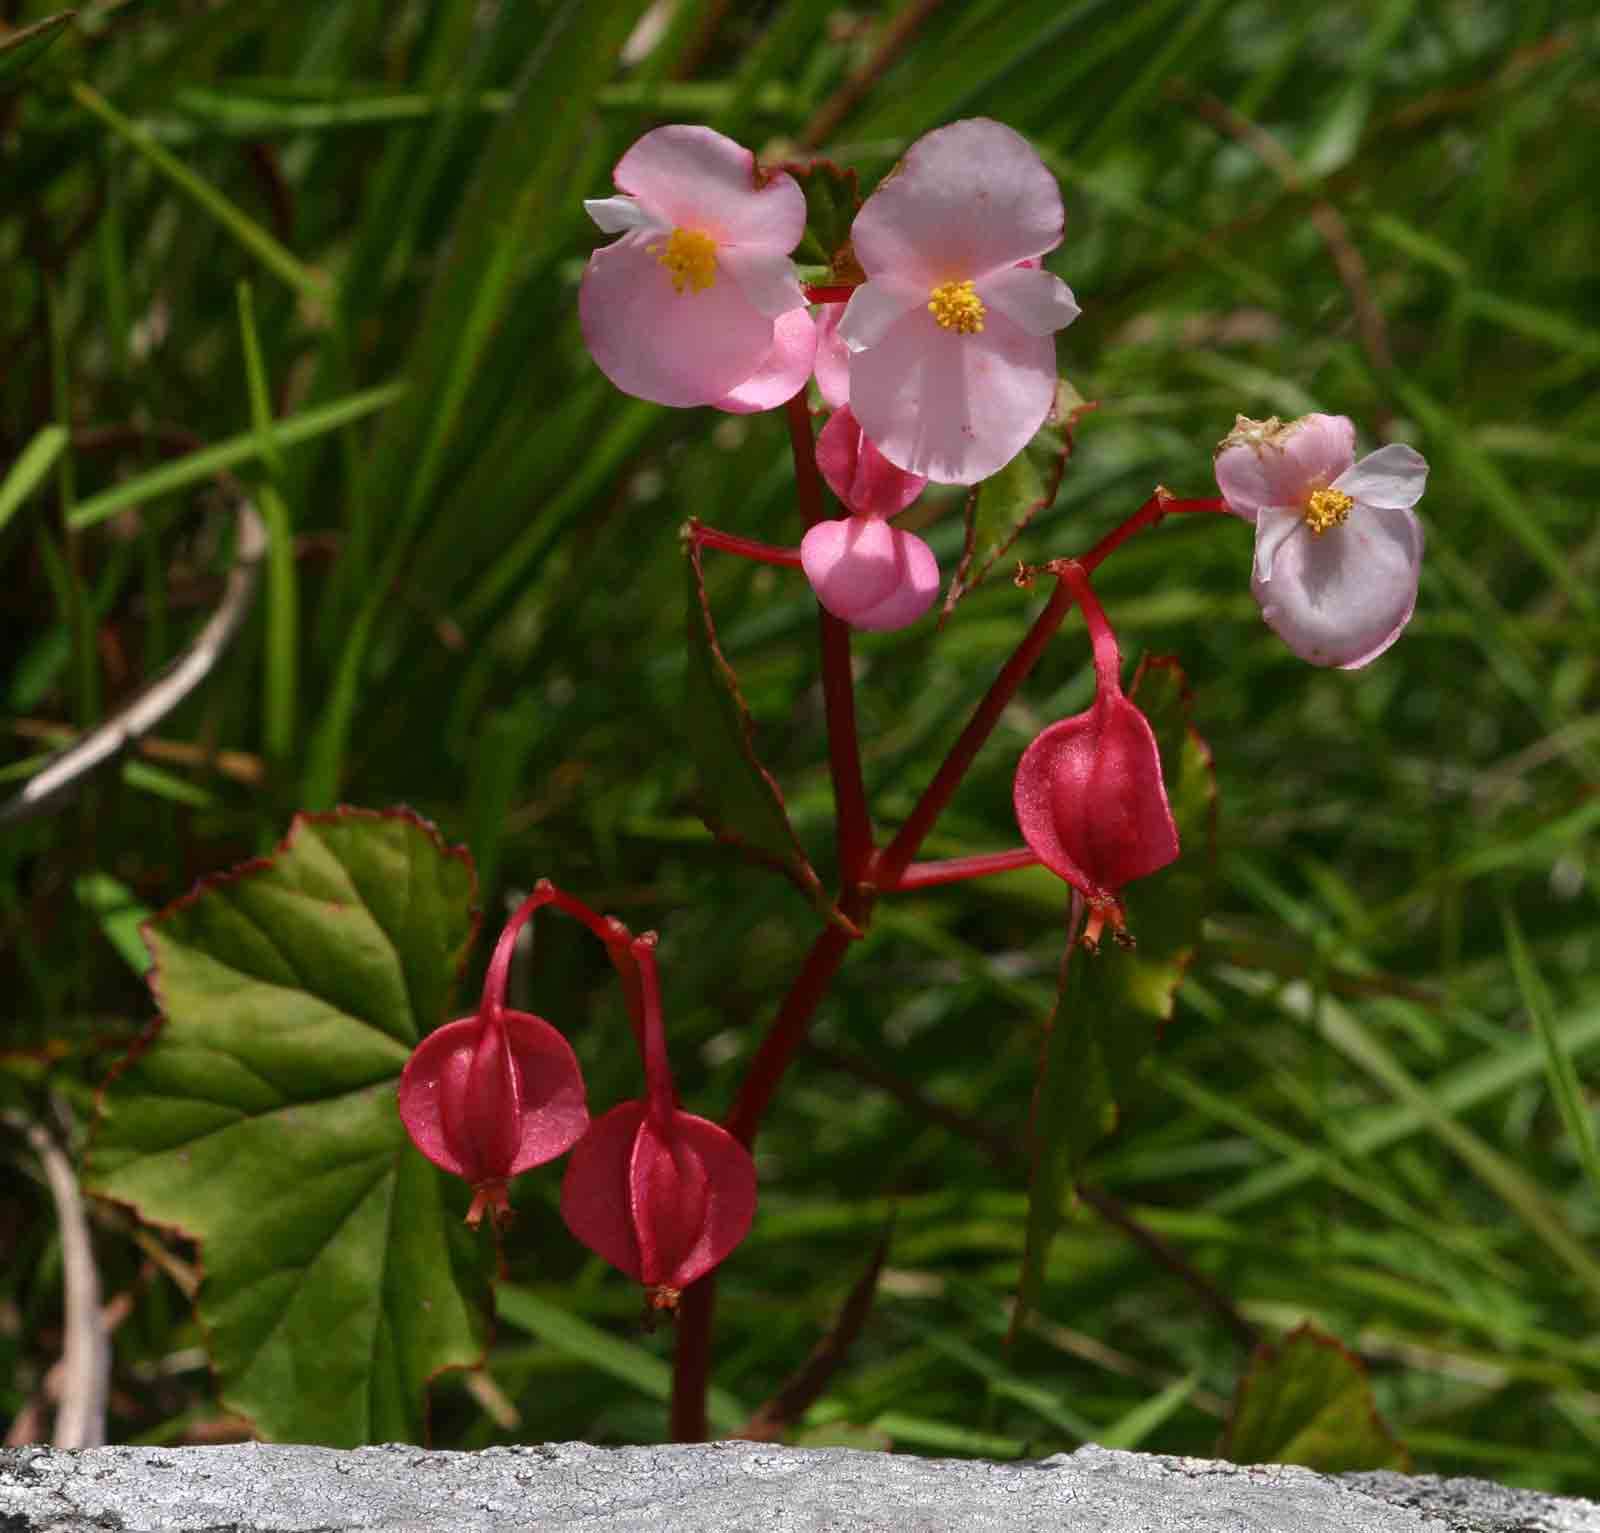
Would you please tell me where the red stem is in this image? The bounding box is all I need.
[786,393,873,883]
[1078,491,1226,575]
[872,573,1077,891]
[886,847,1040,891]
[689,521,802,569]
[802,285,856,305]
[671,1273,717,1440]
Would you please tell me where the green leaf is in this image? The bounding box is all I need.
[0,11,74,88]
[682,532,853,933]
[943,379,1091,616]
[85,808,487,1446]
[1014,656,1215,1329]
[1221,1323,1408,1472]
[789,159,862,279]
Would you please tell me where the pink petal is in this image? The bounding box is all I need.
[715,308,817,414]
[1252,505,1304,585]
[1252,502,1423,668]
[814,405,927,516]
[719,244,806,320]
[613,125,804,250]
[1333,443,1428,510]
[978,265,1080,337]
[847,306,1057,484]
[812,303,850,409]
[1215,413,1356,520]
[800,515,939,631]
[584,196,656,236]
[580,236,776,407]
[837,276,926,351]
[851,119,1065,286]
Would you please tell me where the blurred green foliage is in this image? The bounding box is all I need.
[3,0,1599,1493]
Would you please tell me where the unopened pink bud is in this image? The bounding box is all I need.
[800,513,940,631]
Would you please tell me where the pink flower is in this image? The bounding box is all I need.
[581,125,807,407]
[1012,564,1178,950]
[838,119,1080,486]
[1214,413,1427,669]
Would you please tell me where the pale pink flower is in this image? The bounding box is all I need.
[838,119,1080,486]
[1214,413,1427,669]
[581,125,806,407]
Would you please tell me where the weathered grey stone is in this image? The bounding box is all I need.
[1,1440,1596,1532]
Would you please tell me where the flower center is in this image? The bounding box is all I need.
[649,228,718,294]
[1304,486,1353,536]
[928,279,985,334]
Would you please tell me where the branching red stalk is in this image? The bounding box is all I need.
[689,521,802,569]
[669,484,1230,1440]
[1077,492,1226,575]
[887,847,1040,891]
[873,573,1076,890]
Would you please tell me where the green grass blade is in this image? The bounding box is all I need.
[68,381,405,530]
[1502,903,1600,1208]
[71,81,331,304]
[0,424,69,534]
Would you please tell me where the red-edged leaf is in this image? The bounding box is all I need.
[943,379,1093,618]
[1222,1322,1410,1472]
[682,533,854,932]
[1013,656,1215,1334]
[84,808,488,1446]
[786,158,863,284]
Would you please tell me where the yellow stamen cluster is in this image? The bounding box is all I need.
[649,228,718,294]
[928,279,985,334]
[1303,486,1354,536]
